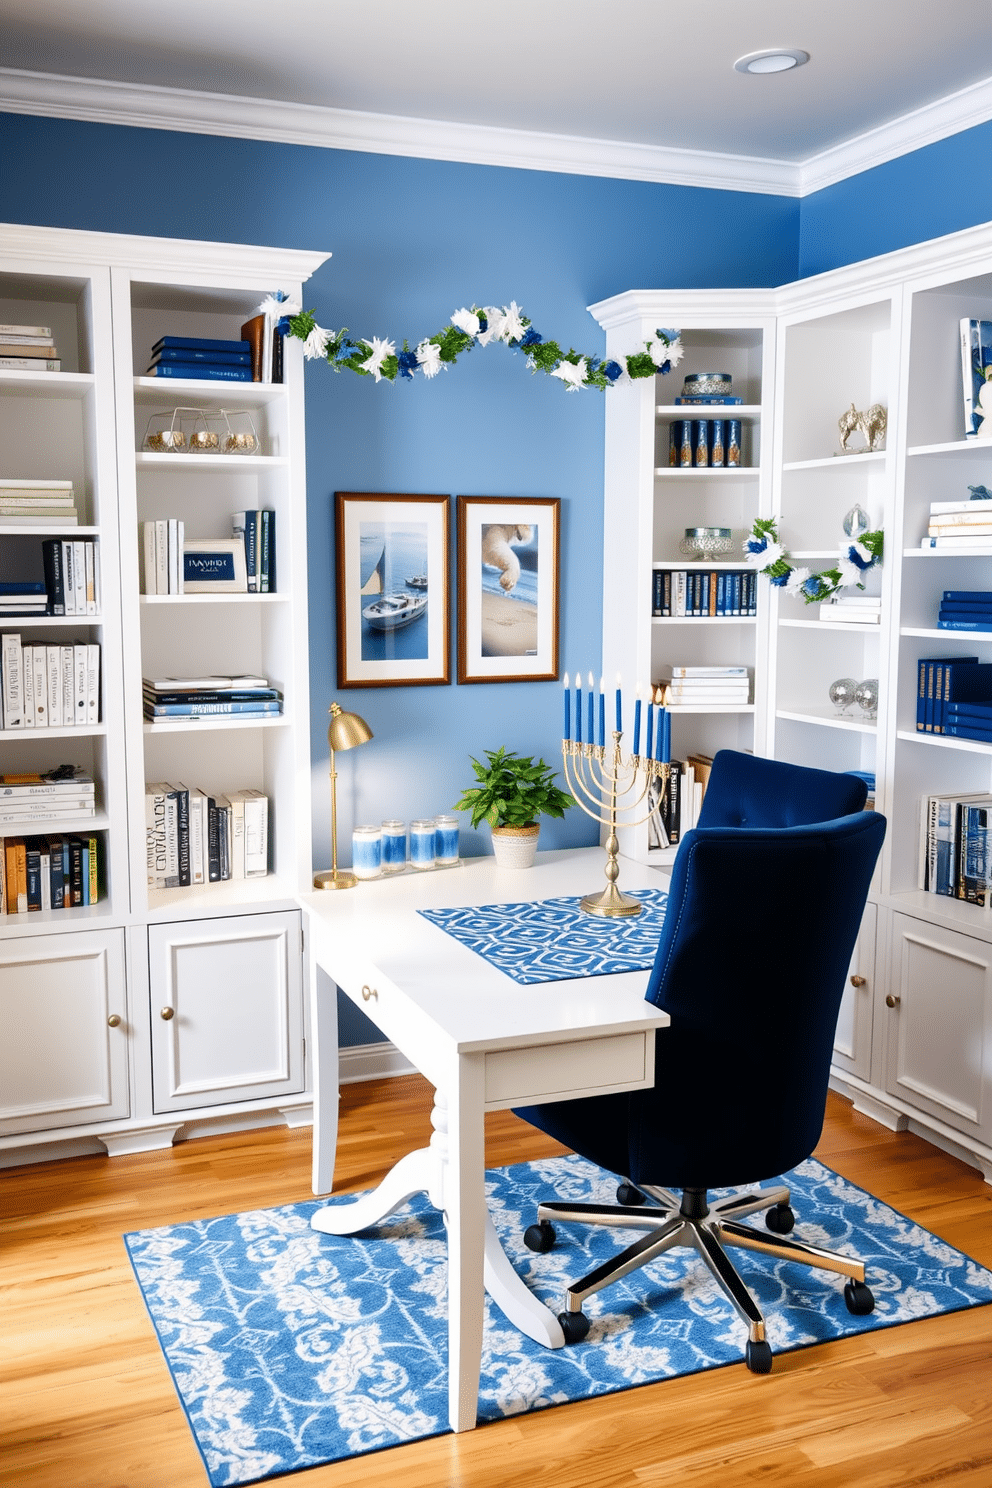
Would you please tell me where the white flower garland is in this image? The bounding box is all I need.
[744,517,883,604]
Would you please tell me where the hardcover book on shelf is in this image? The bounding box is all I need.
[959,318,992,437]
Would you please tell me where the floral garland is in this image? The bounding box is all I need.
[257,294,682,392]
[744,517,883,604]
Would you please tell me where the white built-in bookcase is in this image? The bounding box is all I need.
[0,225,328,1165]
[593,220,992,1182]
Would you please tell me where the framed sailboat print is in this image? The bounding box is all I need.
[335,492,451,688]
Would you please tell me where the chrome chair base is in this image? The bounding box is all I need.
[525,1182,872,1371]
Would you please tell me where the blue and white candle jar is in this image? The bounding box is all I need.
[434,814,460,866]
[351,824,382,880]
[381,819,407,873]
[410,819,437,870]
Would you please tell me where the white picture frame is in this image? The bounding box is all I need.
[183,537,248,594]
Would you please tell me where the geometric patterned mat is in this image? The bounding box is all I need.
[418,888,668,983]
[124,1154,992,1486]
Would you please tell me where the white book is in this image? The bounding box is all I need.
[142,521,157,595]
[86,644,100,724]
[921,535,992,549]
[92,537,101,611]
[155,519,169,594]
[657,665,748,677]
[242,789,268,877]
[46,644,62,726]
[73,644,88,728]
[22,643,36,727]
[177,519,185,594]
[163,790,179,887]
[72,541,86,616]
[0,477,70,488]
[145,782,169,888]
[39,843,51,911]
[188,785,206,885]
[1,632,23,728]
[228,792,246,880]
[929,498,992,515]
[62,539,76,614]
[32,646,48,727]
[168,518,179,594]
[84,540,96,614]
[60,644,74,728]
[0,800,95,823]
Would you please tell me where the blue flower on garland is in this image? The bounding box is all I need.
[396,349,420,380]
[520,327,543,347]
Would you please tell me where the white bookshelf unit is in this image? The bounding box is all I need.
[0,225,328,1165]
[592,220,992,1183]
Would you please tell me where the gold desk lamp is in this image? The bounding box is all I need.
[313,702,373,890]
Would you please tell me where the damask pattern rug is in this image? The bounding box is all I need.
[124,1154,992,1487]
[418,887,669,983]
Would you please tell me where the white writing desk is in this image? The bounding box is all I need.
[300,847,670,1433]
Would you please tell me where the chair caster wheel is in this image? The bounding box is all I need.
[616,1182,647,1206]
[765,1203,795,1234]
[557,1309,591,1344]
[745,1339,773,1374]
[523,1221,556,1253]
[844,1280,875,1315]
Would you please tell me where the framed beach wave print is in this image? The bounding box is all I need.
[335,492,450,688]
[456,496,560,684]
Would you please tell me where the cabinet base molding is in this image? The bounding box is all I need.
[831,1071,992,1184]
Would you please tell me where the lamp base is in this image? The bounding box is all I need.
[313,869,359,891]
[580,884,643,918]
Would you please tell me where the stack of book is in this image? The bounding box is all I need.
[0,322,61,372]
[921,496,992,549]
[656,664,752,708]
[648,752,713,850]
[232,510,276,592]
[41,537,100,614]
[240,314,283,383]
[2,637,100,729]
[917,656,992,734]
[141,520,185,595]
[0,479,77,526]
[142,675,282,721]
[919,789,992,904]
[936,589,992,632]
[2,829,100,913]
[652,569,756,617]
[146,335,253,382]
[145,781,268,888]
[818,595,882,624]
[0,582,48,618]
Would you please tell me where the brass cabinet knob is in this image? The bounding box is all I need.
[160,1006,176,1020]
[361,984,378,1002]
[107,1013,122,1028]
[885,993,900,1009]
[850,975,867,987]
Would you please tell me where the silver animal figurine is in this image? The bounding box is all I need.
[838,403,886,453]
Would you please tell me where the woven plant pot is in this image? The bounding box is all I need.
[491,822,540,869]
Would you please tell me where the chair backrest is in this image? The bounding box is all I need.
[695,749,868,830]
[637,805,886,1187]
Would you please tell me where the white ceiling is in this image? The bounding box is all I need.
[1,0,991,188]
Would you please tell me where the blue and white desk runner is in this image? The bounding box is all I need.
[419,888,668,985]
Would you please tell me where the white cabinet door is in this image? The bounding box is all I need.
[0,928,129,1135]
[833,903,876,1081]
[885,912,992,1145]
[148,910,304,1113]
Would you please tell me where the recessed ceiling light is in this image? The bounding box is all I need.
[734,49,809,75]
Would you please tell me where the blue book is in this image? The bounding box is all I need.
[937,662,992,732]
[673,394,743,405]
[260,509,275,593]
[145,689,280,706]
[917,656,975,732]
[945,723,992,742]
[937,619,992,631]
[145,362,252,381]
[152,347,251,365]
[0,580,46,594]
[943,590,992,601]
[947,702,992,720]
[959,802,992,904]
[144,701,282,717]
[152,335,250,354]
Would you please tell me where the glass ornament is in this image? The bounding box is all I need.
[828,677,858,715]
[854,678,879,721]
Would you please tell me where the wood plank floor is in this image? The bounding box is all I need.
[3,1080,991,1488]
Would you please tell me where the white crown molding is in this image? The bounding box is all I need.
[0,66,797,195]
[1,65,991,199]
[799,74,992,195]
[0,220,329,282]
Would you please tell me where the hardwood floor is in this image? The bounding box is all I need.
[3,1080,991,1488]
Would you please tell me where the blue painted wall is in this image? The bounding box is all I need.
[799,118,992,277]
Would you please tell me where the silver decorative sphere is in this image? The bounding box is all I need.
[829,677,858,714]
[854,678,879,719]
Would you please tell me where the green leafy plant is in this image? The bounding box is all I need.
[454,747,574,829]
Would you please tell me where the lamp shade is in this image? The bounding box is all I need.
[328,702,373,752]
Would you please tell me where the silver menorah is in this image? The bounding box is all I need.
[561,677,670,917]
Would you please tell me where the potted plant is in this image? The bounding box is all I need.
[454,746,573,868]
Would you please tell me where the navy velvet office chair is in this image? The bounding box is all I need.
[516,751,886,1373]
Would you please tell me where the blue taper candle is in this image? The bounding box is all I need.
[562,672,570,740]
[598,675,606,746]
[633,689,642,756]
[587,672,595,745]
[615,673,623,733]
[575,676,582,745]
[645,700,654,761]
[661,707,671,764]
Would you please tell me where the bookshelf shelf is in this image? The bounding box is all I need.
[134,452,289,471]
[0,370,96,399]
[904,546,992,558]
[0,613,105,626]
[901,626,992,639]
[907,438,990,458]
[145,872,301,920]
[779,618,882,633]
[142,714,291,734]
[0,525,99,537]
[651,616,757,627]
[133,376,288,404]
[0,723,108,741]
[654,403,762,420]
[896,728,992,754]
[653,466,758,480]
[782,451,885,472]
[139,592,289,606]
[776,708,876,734]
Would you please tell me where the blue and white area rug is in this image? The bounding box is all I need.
[419,888,669,983]
[124,1155,992,1487]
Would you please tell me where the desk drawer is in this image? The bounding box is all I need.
[484,1031,650,1108]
